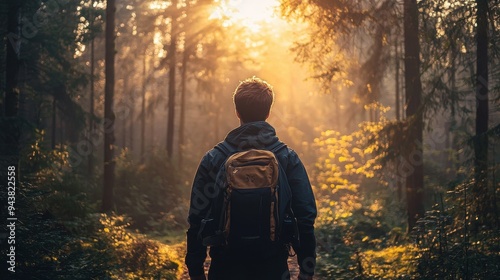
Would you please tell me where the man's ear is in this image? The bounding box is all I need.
[266,111,270,120]
[236,110,241,120]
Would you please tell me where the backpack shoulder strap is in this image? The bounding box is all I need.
[268,141,288,169]
[214,141,237,158]
[268,141,287,155]
[269,141,294,236]
[198,142,235,243]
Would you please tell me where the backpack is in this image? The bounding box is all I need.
[198,141,299,258]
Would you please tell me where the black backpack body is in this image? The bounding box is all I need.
[198,141,299,259]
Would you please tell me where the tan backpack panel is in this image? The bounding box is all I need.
[224,149,279,241]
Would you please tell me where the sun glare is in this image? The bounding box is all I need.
[210,0,281,32]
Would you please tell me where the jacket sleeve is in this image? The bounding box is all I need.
[185,152,216,277]
[286,149,317,276]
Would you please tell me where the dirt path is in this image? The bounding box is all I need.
[180,255,301,279]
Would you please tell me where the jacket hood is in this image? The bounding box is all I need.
[224,121,279,150]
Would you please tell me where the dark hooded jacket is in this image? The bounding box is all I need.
[186,121,317,277]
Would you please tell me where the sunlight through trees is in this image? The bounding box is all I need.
[1,0,499,278]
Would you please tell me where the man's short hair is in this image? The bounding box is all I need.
[233,77,274,123]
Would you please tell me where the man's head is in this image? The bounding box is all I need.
[233,77,274,124]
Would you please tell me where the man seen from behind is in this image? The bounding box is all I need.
[186,77,317,280]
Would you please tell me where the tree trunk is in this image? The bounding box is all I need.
[214,99,220,145]
[51,97,56,149]
[178,47,188,167]
[335,91,340,129]
[403,0,425,231]
[394,37,404,202]
[129,92,134,153]
[141,52,146,163]
[102,0,116,213]
[474,0,489,225]
[395,36,401,122]
[121,78,129,149]
[395,35,403,202]
[2,0,21,183]
[151,92,156,148]
[88,0,95,176]
[59,112,64,146]
[122,104,126,149]
[447,40,457,180]
[166,14,177,159]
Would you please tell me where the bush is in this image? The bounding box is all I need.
[20,132,99,219]
[1,183,182,279]
[413,184,500,279]
[114,148,188,231]
[2,134,184,279]
[311,108,415,279]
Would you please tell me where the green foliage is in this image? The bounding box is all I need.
[114,148,188,232]
[4,132,184,279]
[312,103,500,279]
[92,214,182,280]
[20,130,98,219]
[280,0,398,105]
[16,0,97,140]
[312,104,396,225]
[360,245,419,279]
[10,184,105,279]
[2,182,182,279]
[413,178,500,279]
[312,106,414,279]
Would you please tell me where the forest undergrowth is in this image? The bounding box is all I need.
[2,119,498,279]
